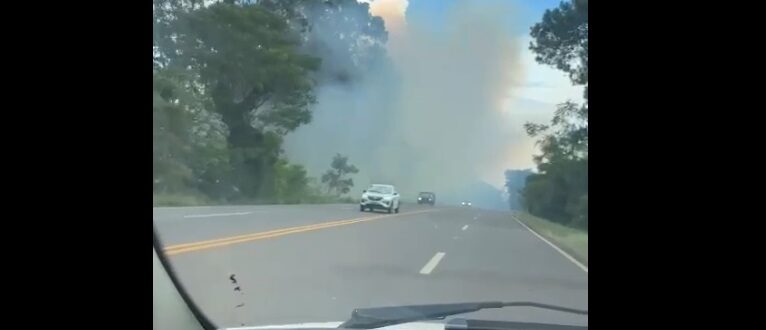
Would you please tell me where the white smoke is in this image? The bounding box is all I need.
[284,0,531,202]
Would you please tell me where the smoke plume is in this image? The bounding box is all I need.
[284,0,529,203]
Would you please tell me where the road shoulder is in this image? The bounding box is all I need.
[513,212,588,270]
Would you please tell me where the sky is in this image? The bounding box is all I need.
[371,0,582,106]
[363,0,583,180]
[283,0,584,191]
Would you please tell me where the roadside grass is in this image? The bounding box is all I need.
[153,193,211,207]
[153,193,355,207]
[299,195,356,204]
[514,212,588,266]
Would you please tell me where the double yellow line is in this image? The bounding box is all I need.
[163,209,433,256]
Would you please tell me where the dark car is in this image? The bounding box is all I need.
[417,192,436,205]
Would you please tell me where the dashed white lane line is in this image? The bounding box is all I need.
[513,216,588,273]
[419,252,446,275]
[461,224,469,231]
[183,212,251,218]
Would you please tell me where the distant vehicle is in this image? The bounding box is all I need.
[360,184,400,214]
[417,192,436,205]
[461,201,472,207]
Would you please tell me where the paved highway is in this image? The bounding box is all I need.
[153,204,588,328]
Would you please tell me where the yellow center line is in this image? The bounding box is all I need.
[164,217,362,251]
[163,209,435,256]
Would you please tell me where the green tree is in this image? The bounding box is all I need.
[523,0,588,229]
[163,2,321,199]
[504,169,533,210]
[530,0,588,88]
[153,0,206,69]
[171,3,320,136]
[153,70,195,193]
[153,67,232,196]
[321,153,359,196]
[530,0,588,123]
[274,159,310,204]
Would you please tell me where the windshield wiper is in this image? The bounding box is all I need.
[338,301,587,329]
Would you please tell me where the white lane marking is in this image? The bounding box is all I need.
[461,225,469,231]
[419,252,446,275]
[183,212,251,218]
[153,206,213,210]
[513,216,588,273]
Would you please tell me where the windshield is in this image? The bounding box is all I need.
[368,185,393,194]
[153,0,587,329]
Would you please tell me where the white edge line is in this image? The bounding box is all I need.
[461,224,469,231]
[419,252,446,275]
[513,216,588,273]
[183,212,251,218]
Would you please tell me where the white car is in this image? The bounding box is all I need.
[461,201,472,207]
[360,184,400,213]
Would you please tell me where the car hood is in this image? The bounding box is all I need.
[223,321,443,330]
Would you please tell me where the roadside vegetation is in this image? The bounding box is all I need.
[153,0,382,206]
[507,0,588,232]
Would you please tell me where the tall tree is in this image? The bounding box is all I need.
[530,0,588,89]
[152,0,385,204]
[321,153,359,196]
[523,0,588,229]
[528,0,588,142]
[167,2,321,198]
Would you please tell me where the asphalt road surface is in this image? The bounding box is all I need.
[153,204,588,328]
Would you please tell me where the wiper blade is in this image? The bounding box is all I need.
[447,318,587,330]
[339,301,587,329]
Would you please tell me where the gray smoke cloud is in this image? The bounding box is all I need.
[284,0,528,203]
